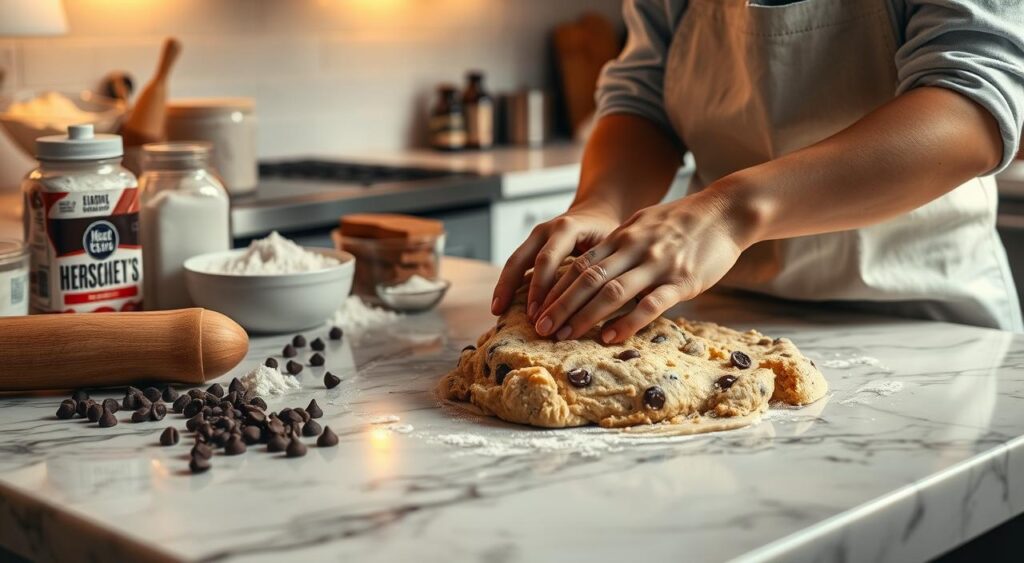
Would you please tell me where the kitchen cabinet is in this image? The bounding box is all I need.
[490,190,576,265]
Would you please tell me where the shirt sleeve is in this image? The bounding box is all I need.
[594,0,688,139]
[894,0,1024,173]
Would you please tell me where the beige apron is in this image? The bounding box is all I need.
[663,0,1022,331]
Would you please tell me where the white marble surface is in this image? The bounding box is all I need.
[2,258,1024,563]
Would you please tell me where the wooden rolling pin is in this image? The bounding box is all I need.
[0,309,248,391]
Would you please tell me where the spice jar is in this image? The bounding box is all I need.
[22,124,142,313]
[0,239,29,316]
[139,142,230,310]
[463,71,494,149]
[429,84,467,151]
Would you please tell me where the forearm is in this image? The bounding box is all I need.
[573,113,684,221]
[709,87,1003,247]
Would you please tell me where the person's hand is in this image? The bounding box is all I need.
[534,190,750,344]
[491,203,622,318]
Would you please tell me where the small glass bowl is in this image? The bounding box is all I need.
[331,228,445,307]
[376,278,451,312]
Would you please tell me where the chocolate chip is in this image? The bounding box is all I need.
[142,387,161,403]
[131,407,150,423]
[76,399,94,418]
[310,337,326,352]
[162,387,179,402]
[324,372,341,389]
[245,409,266,425]
[309,353,325,367]
[616,349,641,361]
[292,335,307,347]
[242,425,262,444]
[495,364,512,384]
[207,383,225,398]
[266,434,288,452]
[214,417,235,432]
[566,368,592,388]
[211,431,230,449]
[191,443,213,460]
[159,427,179,446]
[87,403,103,422]
[98,409,118,427]
[317,426,339,447]
[329,326,343,340]
[651,334,667,344]
[56,400,76,419]
[168,395,188,414]
[225,436,247,455]
[643,386,666,409]
[282,344,297,358]
[461,345,476,352]
[730,351,752,370]
[286,437,307,457]
[286,360,303,375]
[101,398,120,414]
[715,375,738,390]
[487,343,501,358]
[249,397,268,411]
[295,408,311,423]
[306,399,323,419]
[183,398,204,418]
[137,396,153,410]
[121,393,139,411]
[71,389,90,402]
[228,377,246,395]
[265,357,279,369]
[187,388,205,400]
[150,403,167,421]
[302,420,322,437]
[186,413,206,432]
[189,456,211,474]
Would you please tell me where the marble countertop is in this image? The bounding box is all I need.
[2,258,1024,563]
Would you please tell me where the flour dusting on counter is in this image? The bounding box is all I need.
[840,380,905,405]
[821,355,882,369]
[212,231,339,275]
[241,365,301,396]
[428,428,703,458]
[331,295,401,331]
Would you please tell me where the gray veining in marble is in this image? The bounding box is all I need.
[1,258,1023,563]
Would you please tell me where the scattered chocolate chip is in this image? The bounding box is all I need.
[651,334,667,344]
[309,353,325,367]
[71,389,90,402]
[495,363,512,384]
[242,425,262,444]
[461,345,476,352]
[249,397,268,411]
[306,399,323,419]
[643,386,666,410]
[292,335,307,347]
[285,410,304,424]
[302,420,322,437]
[98,409,118,427]
[143,387,162,403]
[266,418,285,435]
[317,426,339,447]
[186,413,206,432]
[207,383,225,398]
[286,437,307,457]
[56,400,76,419]
[616,349,641,361]
[131,407,150,423]
[266,434,288,452]
[245,409,266,425]
[170,395,189,414]
[150,403,167,421]
[566,368,592,387]
[101,398,120,414]
[76,399,94,418]
[137,396,153,410]
[187,388,205,400]
[329,326,343,340]
[158,387,177,403]
[191,443,213,460]
[212,430,231,448]
[87,403,103,423]
[228,378,246,395]
[160,427,180,446]
[183,398,204,418]
[310,337,326,352]
[214,417,235,432]
[122,393,139,411]
[265,357,279,369]
[282,344,297,358]
[715,375,738,390]
[730,351,751,370]
[286,360,303,375]
[189,456,211,474]
[225,436,247,455]
[324,372,341,389]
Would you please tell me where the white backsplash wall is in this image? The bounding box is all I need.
[0,0,623,189]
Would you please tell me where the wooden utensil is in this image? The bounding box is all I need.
[0,308,248,391]
[553,13,621,136]
[122,37,181,146]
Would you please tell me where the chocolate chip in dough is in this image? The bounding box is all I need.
[71,389,90,402]
[131,407,151,423]
[87,403,103,423]
[324,372,341,389]
[566,368,592,388]
[98,409,118,427]
[282,344,297,358]
[495,363,512,385]
[292,335,307,348]
[306,399,323,419]
[160,427,180,446]
[265,357,279,369]
[56,400,76,420]
[651,334,667,344]
[616,349,641,361]
[286,360,303,375]
[301,420,322,437]
[143,387,162,403]
[150,402,167,421]
[715,375,738,390]
[189,456,211,474]
[328,326,343,340]
[207,383,225,398]
[311,337,326,351]
[643,386,666,410]
[266,434,288,453]
[309,353,325,367]
[317,426,339,448]
[285,437,307,458]
[101,398,120,414]
[730,351,752,370]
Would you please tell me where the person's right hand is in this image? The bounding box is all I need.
[491,203,621,320]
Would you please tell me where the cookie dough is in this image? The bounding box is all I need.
[440,281,827,429]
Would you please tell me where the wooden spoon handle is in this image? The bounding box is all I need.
[155,37,182,81]
[0,309,248,391]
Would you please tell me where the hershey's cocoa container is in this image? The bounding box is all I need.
[22,124,143,313]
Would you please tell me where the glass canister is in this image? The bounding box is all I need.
[22,124,142,313]
[0,239,29,316]
[165,98,258,195]
[139,142,230,311]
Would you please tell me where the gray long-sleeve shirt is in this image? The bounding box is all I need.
[596,0,1024,172]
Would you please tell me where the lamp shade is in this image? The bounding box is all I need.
[0,0,68,36]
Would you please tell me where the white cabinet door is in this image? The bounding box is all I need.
[490,191,576,265]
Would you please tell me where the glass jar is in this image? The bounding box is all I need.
[165,98,258,195]
[22,124,142,313]
[0,239,29,317]
[139,142,230,311]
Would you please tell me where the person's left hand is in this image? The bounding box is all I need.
[532,189,751,344]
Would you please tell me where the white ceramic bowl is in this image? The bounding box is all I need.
[0,90,125,158]
[184,247,354,334]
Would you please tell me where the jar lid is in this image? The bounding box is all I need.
[167,97,255,117]
[0,238,28,264]
[35,124,123,161]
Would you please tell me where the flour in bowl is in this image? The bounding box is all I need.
[212,231,339,275]
[380,275,446,294]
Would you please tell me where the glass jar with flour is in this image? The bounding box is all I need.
[139,142,230,310]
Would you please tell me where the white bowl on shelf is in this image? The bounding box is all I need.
[0,90,125,158]
[184,247,354,334]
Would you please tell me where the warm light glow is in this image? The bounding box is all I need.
[149,458,170,480]
[369,427,392,450]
